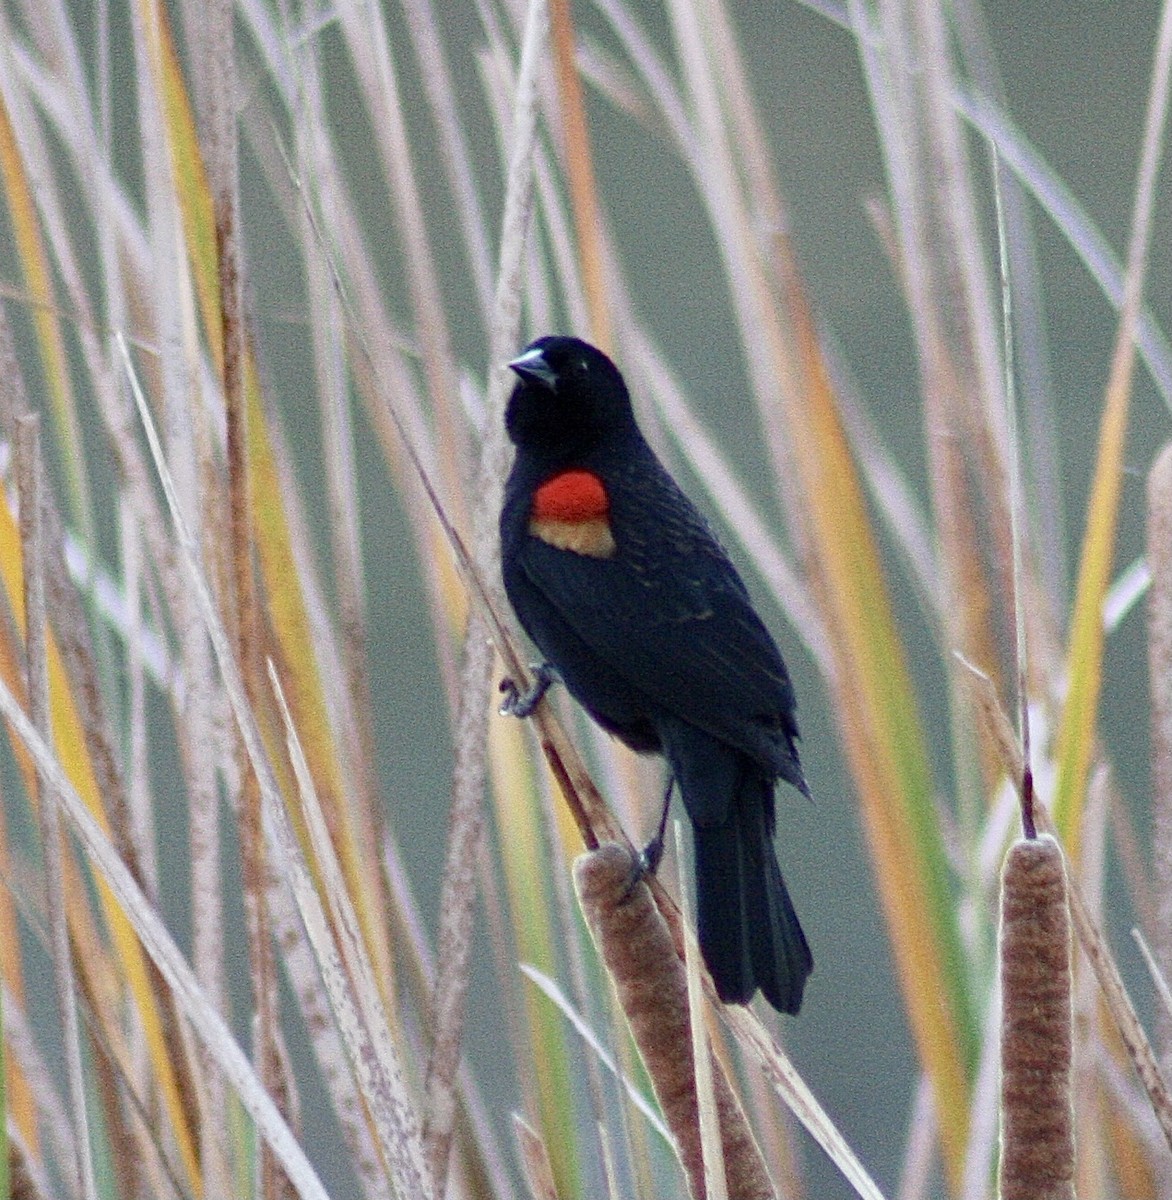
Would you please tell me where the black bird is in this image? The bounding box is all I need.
[499,335,812,1013]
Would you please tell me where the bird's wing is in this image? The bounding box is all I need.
[511,462,800,762]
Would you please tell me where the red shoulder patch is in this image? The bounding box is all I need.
[529,470,616,557]
[531,470,610,522]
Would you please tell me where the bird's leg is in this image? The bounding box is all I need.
[621,776,676,902]
[639,774,675,875]
[498,662,556,718]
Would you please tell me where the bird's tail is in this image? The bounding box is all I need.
[691,773,812,1014]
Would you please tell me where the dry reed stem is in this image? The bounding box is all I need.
[1148,443,1172,1080]
[268,664,432,1200]
[1,976,75,1178]
[0,678,334,1200]
[8,1123,51,1200]
[513,1114,561,1200]
[863,2,1017,881]
[125,336,393,1197]
[337,0,472,537]
[424,627,492,1196]
[16,416,98,1200]
[676,823,728,1200]
[204,0,284,1192]
[302,104,391,1102]
[900,1075,939,1200]
[574,843,775,1200]
[530,727,619,1166]
[2,305,125,1159]
[423,2,547,1192]
[1053,0,1172,855]
[998,834,1075,1200]
[548,0,612,351]
[265,75,404,1020]
[400,0,495,323]
[959,976,1004,1200]
[1065,830,1172,1154]
[0,308,143,893]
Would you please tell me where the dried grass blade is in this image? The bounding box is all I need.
[1148,444,1172,1072]
[266,876,387,1199]
[518,965,671,1143]
[245,361,389,968]
[204,0,287,1189]
[0,309,48,1159]
[858,0,1007,835]
[956,87,1172,406]
[1052,0,1172,853]
[337,0,471,535]
[1135,927,1172,1025]
[781,269,974,1174]
[269,662,433,1200]
[961,919,1011,1200]
[674,824,730,1200]
[0,69,96,550]
[0,677,333,1200]
[400,0,496,324]
[297,98,388,1000]
[513,1114,561,1200]
[488,721,584,1187]
[16,418,98,1200]
[0,468,200,1189]
[900,1076,939,1200]
[143,7,387,1001]
[124,328,436,1195]
[1063,839,1172,1155]
[424,0,547,1192]
[721,1004,887,1200]
[0,988,8,1200]
[913,3,1009,497]
[548,0,611,350]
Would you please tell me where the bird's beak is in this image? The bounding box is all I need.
[507,346,557,390]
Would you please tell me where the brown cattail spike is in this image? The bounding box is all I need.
[998,834,1075,1200]
[574,843,775,1200]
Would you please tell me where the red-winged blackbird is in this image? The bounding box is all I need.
[499,335,812,1014]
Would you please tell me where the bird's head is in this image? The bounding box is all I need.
[505,336,637,458]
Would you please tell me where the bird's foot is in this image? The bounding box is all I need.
[620,774,675,902]
[638,830,666,876]
[619,819,669,904]
[498,663,556,718]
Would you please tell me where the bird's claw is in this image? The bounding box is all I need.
[498,663,556,718]
[619,834,664,904]
[639,831,665,876]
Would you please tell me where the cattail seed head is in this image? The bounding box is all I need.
[574,843,775,1200]
[998,834,1075,1200]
